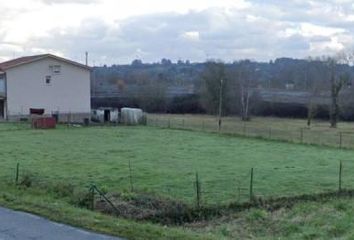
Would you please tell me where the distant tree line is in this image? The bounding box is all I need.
[91,54,354,126]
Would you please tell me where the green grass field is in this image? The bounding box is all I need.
[147,114,354,149]
[1,122,354,239]
[191,196,354,239]
[0,124,353,204]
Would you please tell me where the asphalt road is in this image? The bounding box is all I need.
[0,207,123,240]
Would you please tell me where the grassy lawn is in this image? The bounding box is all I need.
[189,196,354,239]
[147,114,354,148]
[0,124,353,204]
[0,185,211,240]
[1,123,354,239]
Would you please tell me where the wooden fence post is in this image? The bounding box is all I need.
[168,119,171,128]
[182,119,185,128]
[300,128,304,143]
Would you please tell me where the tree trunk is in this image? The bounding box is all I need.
[307,98,317,128]
[330,93,339,128]
[330,65,339,128]
[307,102,312,127]
[240,86,250,121]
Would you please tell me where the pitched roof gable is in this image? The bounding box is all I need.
[0,54,91,71]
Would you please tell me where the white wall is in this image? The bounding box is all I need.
[6,57,91,116]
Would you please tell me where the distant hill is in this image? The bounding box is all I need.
[91,58,354,119]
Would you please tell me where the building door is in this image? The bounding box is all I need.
[104,110,110,122]
[0,100,4,118]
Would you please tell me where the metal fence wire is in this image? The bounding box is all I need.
[6,160,350,208]
[147,116,354,149]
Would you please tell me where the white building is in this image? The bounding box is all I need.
[0,54,91,122]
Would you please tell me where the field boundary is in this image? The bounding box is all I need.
[147,116,354,149]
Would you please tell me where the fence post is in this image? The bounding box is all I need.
[243,123,246,136]
[15,163,19,185]
[67,113,70,127]
[89,185,95,210]
[168,119,171,128]
[300,128,304,143]
[339,161,343,192]
[202,120,205,131]
[195,172,201,209]
[129,160,134,192]
[182,119,185,128]
[250,168,254,201]
[268,128,272,139]
[339,132,343,149]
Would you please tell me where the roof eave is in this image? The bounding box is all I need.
[0,54,92,71]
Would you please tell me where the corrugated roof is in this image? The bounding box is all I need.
[0,54,91,71]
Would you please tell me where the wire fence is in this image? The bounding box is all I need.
[0,120,353,214]
[4,159,352,208]
[146,116,354,149]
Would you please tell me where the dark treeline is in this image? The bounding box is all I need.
[91,56,354,123]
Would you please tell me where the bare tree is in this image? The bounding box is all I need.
[305,59,326,127]
[200,61,228,115]
[235,60,255,121]
[326,54,352,128]
[329,62,348,128]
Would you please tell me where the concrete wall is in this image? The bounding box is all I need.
[5,57,91,120]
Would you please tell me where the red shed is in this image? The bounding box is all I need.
[32,117,56,129]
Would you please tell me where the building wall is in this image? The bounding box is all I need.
[5,58,91,119]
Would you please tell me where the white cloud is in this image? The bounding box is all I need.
[0,0,354,63]
[182,31,200,41]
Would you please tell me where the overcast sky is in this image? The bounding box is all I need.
[0,0,353,65]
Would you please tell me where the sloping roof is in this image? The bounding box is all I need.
[0,54,91,71]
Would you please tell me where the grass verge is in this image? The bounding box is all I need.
[0,183,214,240]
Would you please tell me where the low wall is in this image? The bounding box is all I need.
[7,112,90,123]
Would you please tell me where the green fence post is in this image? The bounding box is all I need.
[339,132,343,149]
[339,161,343,192]
[250,168,254,201]
[129,160,134,192]
[195,172,201,209]
[269,128,272,139]
[89,185,95,210]
[15,163,19,185]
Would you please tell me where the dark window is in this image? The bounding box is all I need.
[45,76,51,85]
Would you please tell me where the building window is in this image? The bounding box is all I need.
[50,65,61,75]
[45,76,51,85]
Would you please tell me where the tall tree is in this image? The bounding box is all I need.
[234,60,256,121]
[200,61,228,114]
[326,52,353,128]
[200,61,229,128]
[305,59,328,127]
[329,61,348,128]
